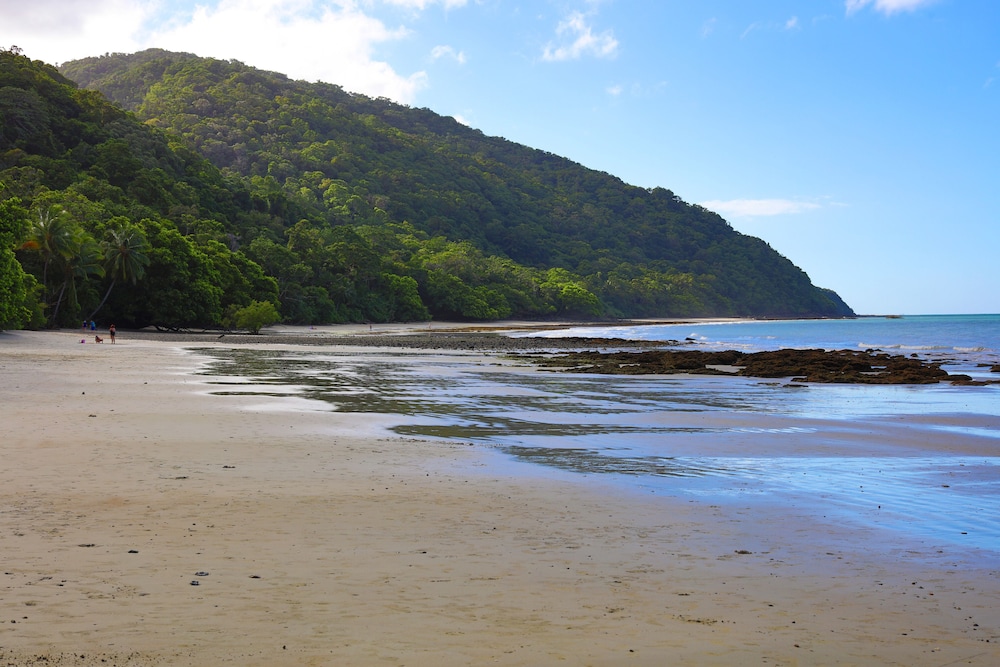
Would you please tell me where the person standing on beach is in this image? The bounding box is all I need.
[109,324,116,344]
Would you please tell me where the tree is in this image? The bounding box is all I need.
[16,203,103,326]
[228,299,280,333]
[52,235,103,325]
[379,272,430,322]
[87,221,151,321]
[540,268,602,318]
[128,219,225,328]
[20,205,76,301]
[0,196,41,329]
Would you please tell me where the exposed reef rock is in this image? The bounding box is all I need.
[527,348,994,385]
[121,328,995,385]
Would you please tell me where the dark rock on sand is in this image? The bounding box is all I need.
[123,329,672,352]
[121,328,992,385]
[529,348,968,384]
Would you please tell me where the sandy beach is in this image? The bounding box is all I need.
[1,328,998,666]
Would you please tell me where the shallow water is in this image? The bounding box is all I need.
[515,313,1000,378]
[195,347,1000,553]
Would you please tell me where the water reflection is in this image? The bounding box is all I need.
[195,347,1000,551]
[498,446,739,478]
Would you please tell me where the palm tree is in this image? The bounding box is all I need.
[53,237,104,324]
[19,205,86,326]
[87,224,151,321]
[20,205,76,296]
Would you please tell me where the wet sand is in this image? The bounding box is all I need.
[1,327,998,666]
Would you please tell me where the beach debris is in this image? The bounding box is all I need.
[194,571,209,577]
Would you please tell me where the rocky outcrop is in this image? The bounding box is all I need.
[528,348,993,385]
[120,328,994,385]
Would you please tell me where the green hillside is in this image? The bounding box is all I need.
[1,46,853,331]
[1,47,281,329]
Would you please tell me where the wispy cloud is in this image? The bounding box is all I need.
[542,11,619,62]
[699,199,823,217]
[700,17,717,38]
[605,80,668,98]
[742,16,802,39]
[431,44,466,64]
[384,0,469,10]
[741,21,762,39]
[846,0,939,16]
[986,62,1000,89]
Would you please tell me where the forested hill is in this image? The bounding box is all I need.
[0,47,852,331]
[63,49,853,319]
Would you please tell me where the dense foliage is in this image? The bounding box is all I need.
[0,196,41,328]
[1,46,852,332]
[1,47,282,330]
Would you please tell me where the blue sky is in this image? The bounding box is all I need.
[4,0,998,314]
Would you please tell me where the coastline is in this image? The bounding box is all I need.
[1,328,998,666]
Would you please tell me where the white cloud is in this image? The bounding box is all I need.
[2,0,153,64]
[542,11,619,62]
[148,0,426,102]
[699,199,822,217]
[431,44,466,64]
[785,16,799,30]
[846,0,938,16]
[2,0,441,104]
[700,18,717,38]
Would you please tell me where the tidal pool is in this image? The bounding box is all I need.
[194,347,1000,552]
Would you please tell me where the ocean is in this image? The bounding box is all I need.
[512,313,1000,378]
[197,314,1000,556]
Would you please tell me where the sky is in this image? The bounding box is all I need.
[3,0,999,315]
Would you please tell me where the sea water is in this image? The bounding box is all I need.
[196,314,1000,555]
[514,313,1000,377]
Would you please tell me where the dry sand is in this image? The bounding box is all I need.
[1,328,998,666]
